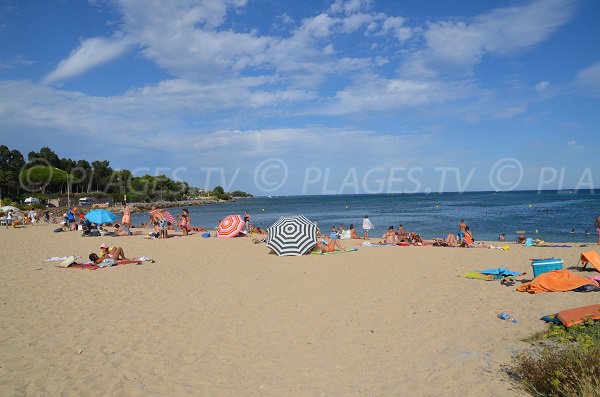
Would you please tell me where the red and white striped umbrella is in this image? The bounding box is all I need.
[161,210,176,225]
[217,214,245,238]
[149,208,165,221]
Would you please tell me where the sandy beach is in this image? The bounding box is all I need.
[0,224,597,396]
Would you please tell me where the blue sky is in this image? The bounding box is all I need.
[0,0,599,195]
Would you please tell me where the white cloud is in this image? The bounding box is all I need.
[0,55,35,70]
[340,12,375,33]
[43,36,133,84]
[567,140,577,145]
[402,0,576,76]
[535,81,550,93]
[380,16,412,41]
[329,0,371,15]
[323,74,475,115]
[575,61,600,96]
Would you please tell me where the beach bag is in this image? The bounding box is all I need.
[202,232,211,238]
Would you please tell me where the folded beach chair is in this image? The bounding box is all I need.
[577,251,600,272]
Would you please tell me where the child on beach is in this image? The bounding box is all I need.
[179,213,190,236]
[158,218,168,239]
[362,215,374,239]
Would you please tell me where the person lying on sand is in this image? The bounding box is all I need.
[113,223,143,236]
[98,243,128,260]
[316,234,344,253]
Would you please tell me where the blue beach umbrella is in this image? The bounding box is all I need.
[85,209,117,225]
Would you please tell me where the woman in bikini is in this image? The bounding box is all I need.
[99,243,128,260]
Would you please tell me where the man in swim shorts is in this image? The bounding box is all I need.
[595,215,600,245]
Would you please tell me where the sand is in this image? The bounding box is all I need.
[0,224,597,396]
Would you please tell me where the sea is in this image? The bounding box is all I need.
[130,190,600,243]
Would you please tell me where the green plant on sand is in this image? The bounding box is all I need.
[510,320,600,397]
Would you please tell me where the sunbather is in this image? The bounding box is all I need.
[99,243,128,260]
[316,235,343,253]
[379,226,397,245]
[349,224,358,239]
[446,234,457,247]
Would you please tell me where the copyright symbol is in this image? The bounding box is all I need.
[19,157,54,193]
[253,158,288,193]
[489,158,523,191]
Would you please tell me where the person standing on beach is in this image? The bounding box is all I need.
[362,215,374,240]
[244,210,250,231]
[595,215,600,245]
[5,210,13,228]
[121,202,131,228]
[458,219,466,244]
[67,207,76,231]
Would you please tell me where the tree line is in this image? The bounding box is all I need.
[0,145,251,203]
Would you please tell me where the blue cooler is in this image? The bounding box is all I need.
[531,258,563,278]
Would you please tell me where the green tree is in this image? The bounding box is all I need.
[71,160,92,193]
[90,160,113,192]
[27,147,60,168]
[212,186,225,194]
[20,166,69,194]
[0,145,25,198]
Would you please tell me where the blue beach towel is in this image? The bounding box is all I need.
[477,268,521,277]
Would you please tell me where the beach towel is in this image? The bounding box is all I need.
[477,268,522,277]
[461,272,495,281]
[533,244,572,248]
[516,269,598,294]
[462,268,525,281]
[312,247,358,255]
[361,242,394,247]
[524,238,534,247]
[340,230,351,239]
[557,304,600,327]
[58,259,142,270]
[488,245,510,250]
[540,313,561,324]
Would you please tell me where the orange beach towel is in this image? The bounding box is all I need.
[516,269,596,294]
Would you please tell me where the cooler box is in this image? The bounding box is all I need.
[531,258,563,278]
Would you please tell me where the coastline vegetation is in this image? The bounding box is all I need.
[0,145,252,205]
[509,320,600,397]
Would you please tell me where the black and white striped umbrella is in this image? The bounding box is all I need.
[266,215,317,256]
